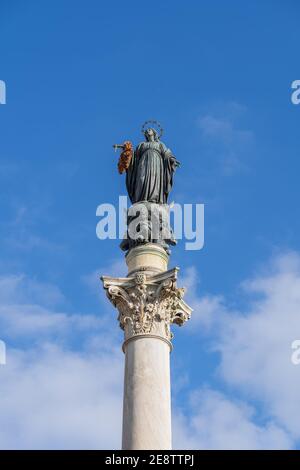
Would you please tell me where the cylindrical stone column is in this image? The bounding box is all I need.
[101,243,192,451]
[122,334,171,449]
[122,244,171,450]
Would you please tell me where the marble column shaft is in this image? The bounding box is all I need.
[101,244,192,450]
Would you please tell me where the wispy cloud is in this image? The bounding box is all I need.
[1,251,299,449]
[0,274,65,307]
[81,259,127,300]
[0,345,123,449]
[173,388,292,449]
[0,273,123,449]
[197,101,254,175]
[182,250,300,448]
[1,202,66,255]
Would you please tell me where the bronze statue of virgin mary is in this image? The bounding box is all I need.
[113,121,179,253]
[126,125,180,204]
[115,121,180,204]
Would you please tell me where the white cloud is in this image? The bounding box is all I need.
[217,252,300,440]
[197,102,254,175]
[184,251,300,447]
[81,259,127,300]
[0,274,65,307]
[2,203,65,254]
[173,388,292,450]
[0,273,123,449]
[198,115,253,144]
[0,344,123,449]
[180,266,227,331]
[1,251,300,449]
[0,274,105,339]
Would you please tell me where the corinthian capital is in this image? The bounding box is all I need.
[101,268,192,344]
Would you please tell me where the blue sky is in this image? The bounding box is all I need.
[0,0,300,449]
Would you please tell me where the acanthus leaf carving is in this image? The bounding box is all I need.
[101,268,192,342]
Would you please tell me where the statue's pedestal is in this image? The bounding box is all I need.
[101,244,192,450]
[126,243,169,276]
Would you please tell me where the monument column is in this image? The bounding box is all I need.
[101,120,193,449]
[102,244,192,450]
